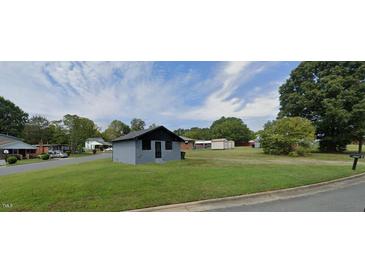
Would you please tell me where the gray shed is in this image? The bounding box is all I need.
[112,126,184,165]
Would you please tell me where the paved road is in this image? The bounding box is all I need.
[0,153,112,176]
[210,175,365,212]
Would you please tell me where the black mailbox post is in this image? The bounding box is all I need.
[350,153,365,170]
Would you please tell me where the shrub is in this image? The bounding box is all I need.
[65,151,71,156]
[295,146,310,156]
[40,153,50,160]
[92,149,97,155]
[8,154,22,160]
[7,156,18,164]
[288,151,299,157]
[261,117,315,156]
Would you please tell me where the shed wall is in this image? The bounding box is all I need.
[135,140,181,164]
[112,140,136,164]
[212,140,226,150]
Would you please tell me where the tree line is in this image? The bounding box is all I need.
[0,96,150,152]
[174,117,255,143]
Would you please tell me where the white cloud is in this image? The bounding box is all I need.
[181,62,279,122]
[238,90,279,117]
[0,61,286,131]
[0,62,184,129]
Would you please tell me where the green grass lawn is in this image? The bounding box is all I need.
[9,158,45,166]
[0,147,364,211]
[69,152,94,158]
[69,151,112,158]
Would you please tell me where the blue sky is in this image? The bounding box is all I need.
[0,61,299,131]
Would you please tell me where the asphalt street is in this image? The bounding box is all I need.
[210,175,365,212]
[0,153,112,176]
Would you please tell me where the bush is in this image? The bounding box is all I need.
[92,149,97,155]
[7,156,18,164]
[8,154,22,160]
[65,151,71,156]
[40,153,50,160]
[261,117,315,156]
[288,151,299,157]
[295,146,310,156]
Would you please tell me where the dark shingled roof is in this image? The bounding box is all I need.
[180,136,195,142]
[112,126,184,142]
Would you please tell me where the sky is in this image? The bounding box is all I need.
[0,61,299,131]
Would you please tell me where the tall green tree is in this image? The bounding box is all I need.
[103,120,130,141]
[210,116,253,142]
[260,117,315,155]
[0,96,28,137]
[174,128,188,136]
[22,115,52,144]
[278,61,365,152]
[184,127,211,140]
[49,120,69,144]
[63,114,100,152]
[350,98,365,153]
[149,123,158,129]
[130,118,145,131]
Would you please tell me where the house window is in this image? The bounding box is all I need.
[142,140,151,150]
[165,140,172,150]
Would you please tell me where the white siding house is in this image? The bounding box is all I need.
[85,138,112,150]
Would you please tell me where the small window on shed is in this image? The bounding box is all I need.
[165,140,172,150]
[142,140,151,150]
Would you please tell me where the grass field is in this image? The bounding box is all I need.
[0,147,364,211]
[10,158,45,166]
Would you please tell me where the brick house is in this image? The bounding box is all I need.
[180,136,195,151]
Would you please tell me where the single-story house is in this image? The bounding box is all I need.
[0,133,36,159]
[85,137,112,151]
[112,126,184,165]
[194,140,212,149]
[35,144,70,154]
[180,136,195,151]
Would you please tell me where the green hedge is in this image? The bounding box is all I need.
[7,156,18,164]
[40,154,50,160]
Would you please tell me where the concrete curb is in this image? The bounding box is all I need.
[130,172,365,212]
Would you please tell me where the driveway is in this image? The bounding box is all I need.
[0,153,112,176]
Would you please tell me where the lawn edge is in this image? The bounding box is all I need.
[130,172,365,212]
